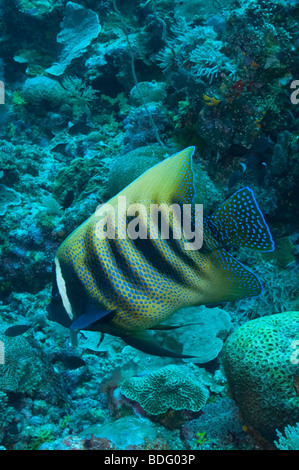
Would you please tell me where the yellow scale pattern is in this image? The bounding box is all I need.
[56,147,264,333]
[57,148,214,331]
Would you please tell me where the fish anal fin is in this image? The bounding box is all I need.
[202,248,262,304]
[121,330,195,358]
[149,323,195,331]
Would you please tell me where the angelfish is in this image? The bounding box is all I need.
[47,147,274,357]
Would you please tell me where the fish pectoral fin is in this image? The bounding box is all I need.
[70,303,113,330]
[120,330,195,358]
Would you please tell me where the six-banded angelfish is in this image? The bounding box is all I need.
[47,147,274,357]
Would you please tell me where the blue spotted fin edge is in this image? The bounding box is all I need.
[208,187,275,252]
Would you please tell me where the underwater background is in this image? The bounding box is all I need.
[0,0,299,451]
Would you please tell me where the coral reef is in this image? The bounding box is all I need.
[104,145,170,199]
[0,183,21,216]
[120,364,209,415]
[22,77,68,109]
[227,255,298,320]
[156,305,233,364]
[0,327,66,405]
[0,0,298,451]
[222,312,299,442]
[46,2,102,76]
[181,397,250,450]
[0,391,15,435]
[275,423,299,450]
[14,0,63,19]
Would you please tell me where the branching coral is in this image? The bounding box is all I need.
[231,258,298,319]
[156,22,217,73]
[275,423,299,450]
[62,76,98,118]
[156,19,236,83]
[190,41,237,83]
[25,426,56,450]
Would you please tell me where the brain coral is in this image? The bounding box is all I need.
[104,145,170,200]
[221,312,299,442]
[0,332,32,392]
[120,364,209,415]
[22,77,68,108]
[0,329,66,405]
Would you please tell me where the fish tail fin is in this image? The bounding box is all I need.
[208,187,275,252]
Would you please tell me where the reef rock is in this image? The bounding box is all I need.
[159,305,233,364]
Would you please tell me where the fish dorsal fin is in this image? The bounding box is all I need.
[111,147,196,207]
[208,187,275,252]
